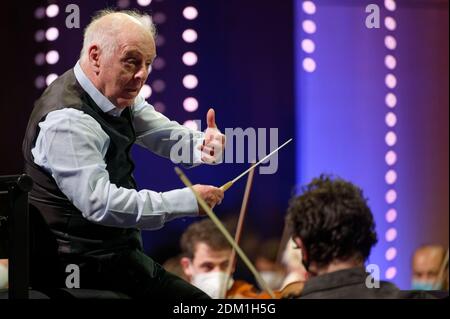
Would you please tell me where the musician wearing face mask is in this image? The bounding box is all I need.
[411,245,447,291]
[180,219,261,299]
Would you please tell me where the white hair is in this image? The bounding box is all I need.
[80,9,156,62]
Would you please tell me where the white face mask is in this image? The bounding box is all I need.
[0,263,8,289]
[192,271,234,299]
[259,271,285,290]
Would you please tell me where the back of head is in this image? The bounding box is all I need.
[286,175,378,268]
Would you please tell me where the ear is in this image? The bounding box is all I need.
[87,44,101,74]
[293,237,308,263]
[180,257,193,280]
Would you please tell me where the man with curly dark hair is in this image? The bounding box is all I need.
[286,175,402,298]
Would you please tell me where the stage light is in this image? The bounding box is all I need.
[385,0,397,12]
[385,74,397,89]
[137,0,152,7]
[384,35,397,50]
[117,0,130,8]
[34,53,46,66]
[302,20,317,34]
[385,169,397,185]
[385,228,398,242]
[35,30,45,42]
[182,29,198,43]
[183,97,199,112]
[385,55,397,70]
[303,57,316,72]
[385,112,397,127]
[384,17,397,31]
[385,93,397,108]
[139,84,152,99]
[386,208,397,223]
[183,120,198,131]
[301,39,316,54]
[46,50,60,65]
[385,267,397,279]
[153,57,166,70]
[183,75,198,89]
[35,76,46,89]
[45,27,59,41]
[156,35,166,47]
[385,131,397,147]
[46,73,58,86]
[46,4,59,18]
[182,51,198,66]
[152,79,166,93]
[153,12,167,25]
[385,247,397,261]
[383,8,399,258]
[302,1,316,15]
[34,7,45,19]
[385,150,397,166]
[385,189,397,204]
[183,6,198,20]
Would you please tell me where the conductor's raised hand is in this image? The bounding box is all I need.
[199,108,225,164]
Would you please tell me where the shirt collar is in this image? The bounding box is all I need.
[74,61,124,117]
[301,267,369,296]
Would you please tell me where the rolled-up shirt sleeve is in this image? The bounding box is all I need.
[32,108,199,230]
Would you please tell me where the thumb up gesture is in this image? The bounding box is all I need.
[200,108,225,164]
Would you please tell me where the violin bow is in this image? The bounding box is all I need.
[175,167,276,299]
[221,162,256,298]
[220,138,292,192]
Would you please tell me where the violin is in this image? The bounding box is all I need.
[226,280,305,299]
[277,280,305,299]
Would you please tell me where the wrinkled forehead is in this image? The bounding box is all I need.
[116,28,156,59]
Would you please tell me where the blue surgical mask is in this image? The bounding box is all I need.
[411,280,442,291]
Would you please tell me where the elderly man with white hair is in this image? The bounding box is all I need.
[22,9,225,298]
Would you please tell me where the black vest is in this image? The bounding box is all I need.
[23,69,142,255]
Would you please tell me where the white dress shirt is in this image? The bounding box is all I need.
[31,62,205,230]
